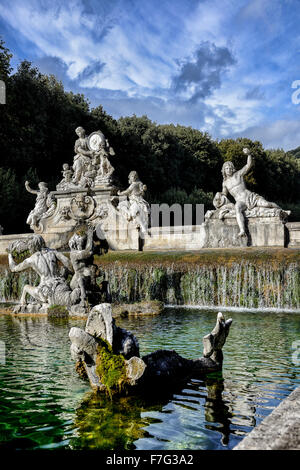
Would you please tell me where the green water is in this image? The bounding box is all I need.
[0,308,300,450]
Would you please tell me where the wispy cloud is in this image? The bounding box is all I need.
[1,0,300,149]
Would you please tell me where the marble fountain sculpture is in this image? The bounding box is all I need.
[7,227,103,315]
[0,126,293,257]
[203,148,291,248]
[24,126,150,251]
[69,303,232,396]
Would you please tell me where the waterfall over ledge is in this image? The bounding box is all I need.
[0,248,299,312]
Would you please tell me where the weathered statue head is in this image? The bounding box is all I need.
[38,182,48,192]
[28,234,46,253]
[75,126,85,138]
[221,161,236,180]
[128,171,139,183]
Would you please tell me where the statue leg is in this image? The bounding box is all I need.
[72,160,83,183]
[70,273,86,305]
[78,277,86,305]
[235,201,247,237]
[20,285,40,304]
[257,197,280,209]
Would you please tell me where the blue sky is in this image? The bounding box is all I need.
[1,0,300,150]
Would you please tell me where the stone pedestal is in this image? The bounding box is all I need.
[203,216,287,248]
[286,222,300,247]
[35,186,140,251]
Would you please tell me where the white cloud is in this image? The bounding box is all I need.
[234,119,300,150]
[1,0,300,150]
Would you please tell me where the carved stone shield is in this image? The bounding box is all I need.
[88,131,106,152]
[70,194,95,220]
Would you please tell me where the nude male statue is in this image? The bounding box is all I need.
[221,148,279,237]
[8,235,80,306]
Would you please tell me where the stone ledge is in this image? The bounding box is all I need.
[234,386,300,450]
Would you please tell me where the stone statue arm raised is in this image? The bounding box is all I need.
[72,228,94,261]
[25,181,38,195]
[8,253,33,273]
[239,148,253,177]
[55,251,74,272]
[85,227,94,253]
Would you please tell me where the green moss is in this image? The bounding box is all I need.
[11,249,31,264]
[47,304,69,318]
[94,248,300,269]
[95,339,128,397]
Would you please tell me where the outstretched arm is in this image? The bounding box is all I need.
[118,183,134,197]
[8,253,32,273]
[25,181,38,195]
[85,227,94,252]
[239,148,253,177]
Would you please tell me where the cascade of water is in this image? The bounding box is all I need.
[1,259,299,311]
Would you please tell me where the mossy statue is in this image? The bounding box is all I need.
[69,303,232,396]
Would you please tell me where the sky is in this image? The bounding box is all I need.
[0,0,300,150]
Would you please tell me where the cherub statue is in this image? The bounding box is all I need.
[117,171,150,234]
[56,163,77,191]
[94,139,115,186]
[221,148,281,236]
[25,181,49,230]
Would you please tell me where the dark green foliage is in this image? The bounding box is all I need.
[287,146,300,159]
[0,38,300,233]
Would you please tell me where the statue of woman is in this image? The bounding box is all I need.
[72,127,94,185]
[25,181,49,230]
[117,171,150,235]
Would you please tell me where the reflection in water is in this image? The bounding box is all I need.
[71,392,169,450]
[204,375,232,446]
[0,309,300,450]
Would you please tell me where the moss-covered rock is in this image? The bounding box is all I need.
[47,304,69,318]
[95,339,128,396]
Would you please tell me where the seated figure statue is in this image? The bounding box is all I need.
[72,127,94,185]
[117,171,150,235]
[94,139,115,186]
[221,148,285,237]
[8,235,81,308]
[56,163,78,191]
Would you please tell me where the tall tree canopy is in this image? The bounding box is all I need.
[0,39,300,234]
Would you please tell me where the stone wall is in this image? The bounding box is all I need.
[1,217,299,254]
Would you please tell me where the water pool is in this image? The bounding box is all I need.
[0,308,299,450]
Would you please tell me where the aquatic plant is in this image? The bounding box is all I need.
[95,339,128,397]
